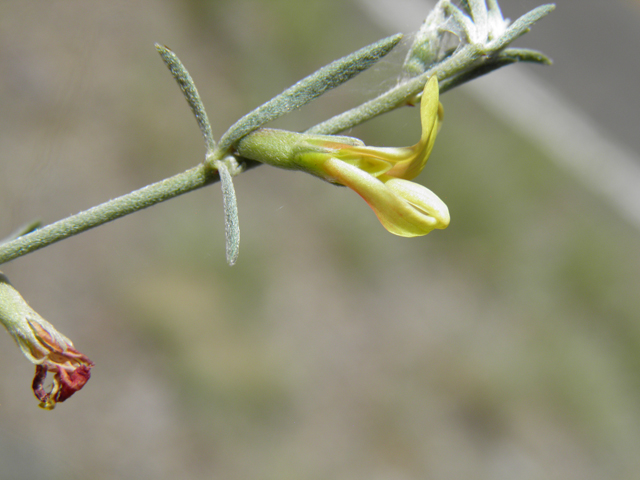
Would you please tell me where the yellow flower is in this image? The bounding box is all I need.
[323,160,449,237]
[235,76,449,237]
[0,272,94,410]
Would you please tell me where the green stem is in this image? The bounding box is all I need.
[305,44,483,136]
[0,42,515,266]
[0,3,553,266]
[0,165,218,265]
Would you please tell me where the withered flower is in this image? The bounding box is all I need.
[0,272,94,410]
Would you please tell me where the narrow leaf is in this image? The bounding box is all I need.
[216,162,240,266]
[156,44,216,153]
[487,4,556,52]
[215,33,403,155]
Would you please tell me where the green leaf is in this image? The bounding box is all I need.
[214,33,404,156]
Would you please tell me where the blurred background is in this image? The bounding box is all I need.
[1,0,639,479]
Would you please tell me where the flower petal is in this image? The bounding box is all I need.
[385,75,442,180]
[384,177,450,231]
[323,158,449,237]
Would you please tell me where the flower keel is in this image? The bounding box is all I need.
[324,160,449,237]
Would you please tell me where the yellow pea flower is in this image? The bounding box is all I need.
[235,76,449,237]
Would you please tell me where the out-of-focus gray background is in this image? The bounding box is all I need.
[1,1,639,479]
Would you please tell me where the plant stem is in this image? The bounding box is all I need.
[0,2,554,265]
[0,42,516,266]
[0,43,471,266]
[306,44,482,136]
[0,165,219,265]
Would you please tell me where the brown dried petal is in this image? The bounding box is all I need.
[28,319,94,410]
[1,272,95,409]
[33,362,93,410]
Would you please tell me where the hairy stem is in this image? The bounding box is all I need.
[0,165,218,264]
[0,4,554,265]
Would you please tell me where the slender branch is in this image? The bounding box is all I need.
[305,43,482,135]
[0,165,218,265]
[0,41,528,266]
[0,2,554,266]
[307,4,555,136]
